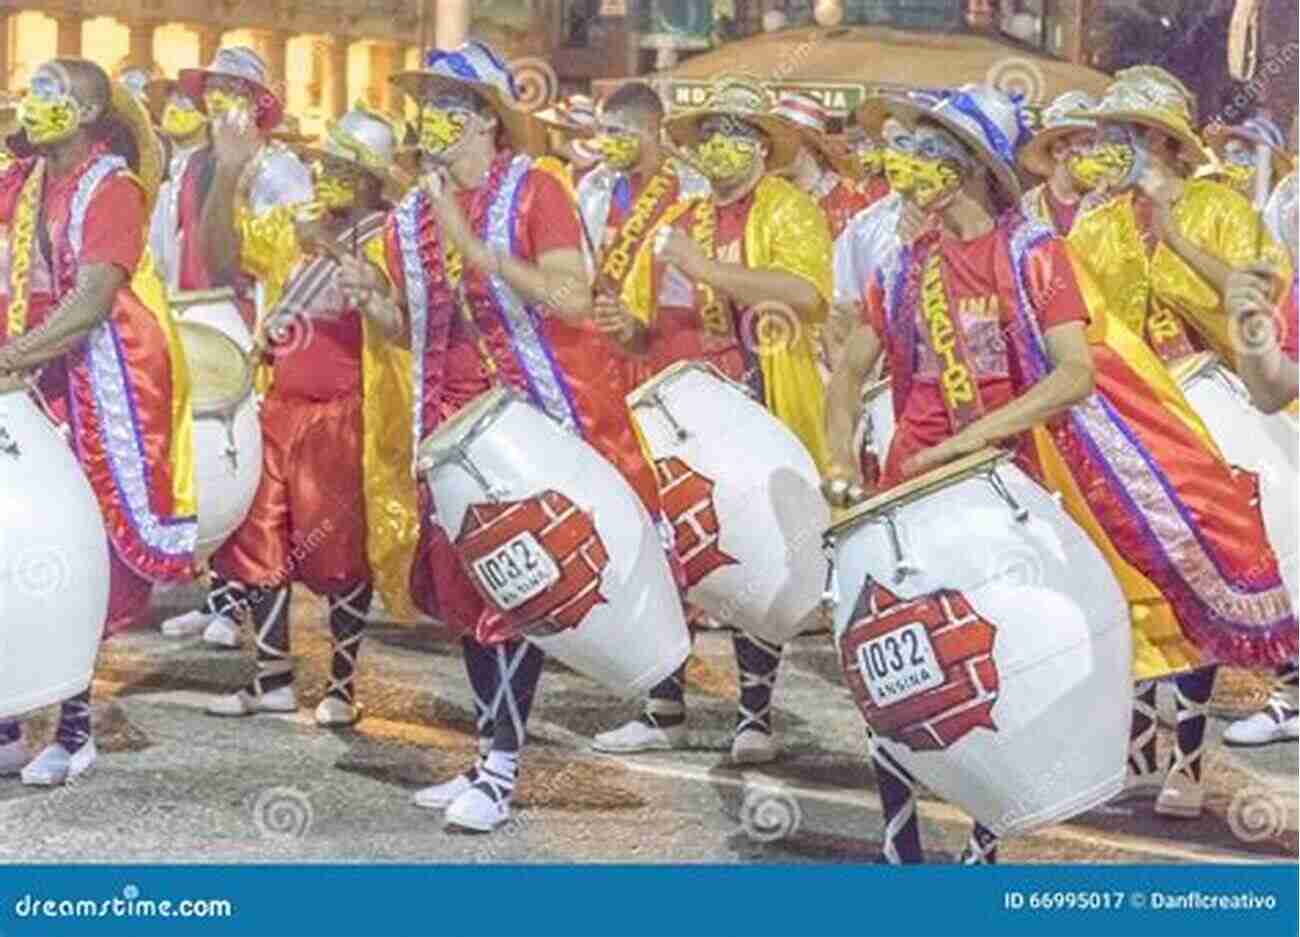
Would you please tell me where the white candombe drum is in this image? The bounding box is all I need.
[628,362,829,644]
[0,389,110,718]
[825,449,1131,837]
[177,321,263,561]
[170,287,254,353]
[418,387,689,697]
[1172,352,1299,602]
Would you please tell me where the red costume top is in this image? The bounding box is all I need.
[816,173,889,240]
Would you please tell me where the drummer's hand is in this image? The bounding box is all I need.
[658,229,709,279]
[212,109,261,173]
[821,462,867,509]
[425,172,477,255]
[897,199,933,246]
[593,293,636,337]
[902,434,980,478]
[1226,263,1281,321]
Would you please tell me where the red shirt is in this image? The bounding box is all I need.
[820,174,889,240]
[866,228,1089,486]
[1043,186,1080,236]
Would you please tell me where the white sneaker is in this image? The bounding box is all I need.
[201,614,241,649]
[0,739,32,777]
[21,739,97,787]
[205,685,298,717]
[591,718,686,753]
[314,696,361,728]
[730,727,778,765]
[1154,771,1204,819]
[1223,699,1300,748]
[413,768,478,811]
[445,782,510,832]
[160,609,215,638]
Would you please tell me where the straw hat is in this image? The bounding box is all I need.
[770,91,859,178]
[293,102,404,199]
[856,84,1030,201]
[1071,68,1210,168]
[1017,90,1097,178]
[178,46,284,131]
[663,78,802,170]
[1203,113,1294,181]
[534,94,597,137]
[854,88,945,137]
[389,40,545,156]
[110,74,164,215]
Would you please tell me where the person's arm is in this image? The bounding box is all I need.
[0,264,125,371]
[592,293,649,355]
[823,320,883,504]
[336,247,409,348]
[198,113,262,284]
[468,242,593,323]
[1226,265,1299,413]
[656,227,820,319]
[902,322,1095,476]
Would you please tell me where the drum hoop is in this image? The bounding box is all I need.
[181,320,254,419]
[416,385,523,475]
[625,359,751,409]
[825,447,1013,539]
[169,286,239,315]
[1169,350,1221,387]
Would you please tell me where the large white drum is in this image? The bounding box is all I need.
[825,449,1131,837]
[1172,352,1299,602]
[628,362,829,645]
[177,321,262,561]
[0,389,110,718]
[418,387,689,697]
[170,287,254,353]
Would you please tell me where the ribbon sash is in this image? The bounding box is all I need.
[599,166,680,296]
[918,245,985,432]
[6,160,45,340]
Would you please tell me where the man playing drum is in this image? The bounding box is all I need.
[337,41,662,832]
[142,76,208,290]
[157,47,314,644]
[1065,68,1294,817]
[590,79,832,766]
[825,85,1296,862]
[0,58,197,784]
[198,104,412,727]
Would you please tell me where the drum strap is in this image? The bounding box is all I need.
[598,164,679,297]
[5,160,45,339]
[917,246,985,433]
[271,211,387,325]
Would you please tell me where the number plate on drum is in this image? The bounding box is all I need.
[855,622,943,707]
[471,531,560,611]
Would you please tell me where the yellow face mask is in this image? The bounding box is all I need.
[18,92,80,146]
[204,89,252,122]
[903,155,962,209]
[694,133,759,182]
[161,102,207,140]
[1067,143,1135,190]
[314,171,358,211]
[858,147,885,177]
[591,133,641,171]
[884,150,918,193]
[419,108,469,156]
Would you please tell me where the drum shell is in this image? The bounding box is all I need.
[192,394,262,562]
[1177,359,1299,603]
[828,465,1131,837]
[631,367,829,644]
[0,391,110,719]
[171,291,254,353]
[424,394,689,698]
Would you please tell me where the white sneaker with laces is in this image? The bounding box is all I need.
[0,739,32,777]
[314,696,361,728]
[21,739,97,787]
[160,609,215,639]
[730,727,778,765]
[445,780,511,832]
[201,614,241,649]
[413,768,479,811]
[205,685,298,717]
[591,718,685,753]
[1223,696,1300,747]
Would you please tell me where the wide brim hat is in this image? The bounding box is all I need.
[1203,117,1294,181]
[1017,90,1098,178]
[771,92,859,179]
[109,79,164,217]
[663,78,802,171]
[294,104,405,201]
[390,40,546,156]
[178,46,283,131]
[1070,74,1210,168]
[535,94,596,137]
[858,85,1027,201]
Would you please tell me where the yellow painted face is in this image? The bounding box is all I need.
[313,168,358,211]
[1067,143,1134,190]
[883,149,916,192]
[858,146,885,176]
[19,68,82,146]
[160,99,207,139]
[203,88,253,122]
[694,132,760,182]
[418,108,469,156]
[904,155,962,209]
[591,133,641,171]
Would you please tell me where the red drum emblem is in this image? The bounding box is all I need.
[654,457,739,589]
[454,490,609,636]
[839,583,1000,751]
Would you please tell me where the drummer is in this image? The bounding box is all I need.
[1065,68,1293,818]
[336,40,662,833]
[156,46,314,644]
[198,104,413,727]
[589,78,832,766]
[534,93,602,188]
[1199,113,1293,202]
[0,58,197,784]
[1015,90,1098,234]
[824,85,1296,862]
